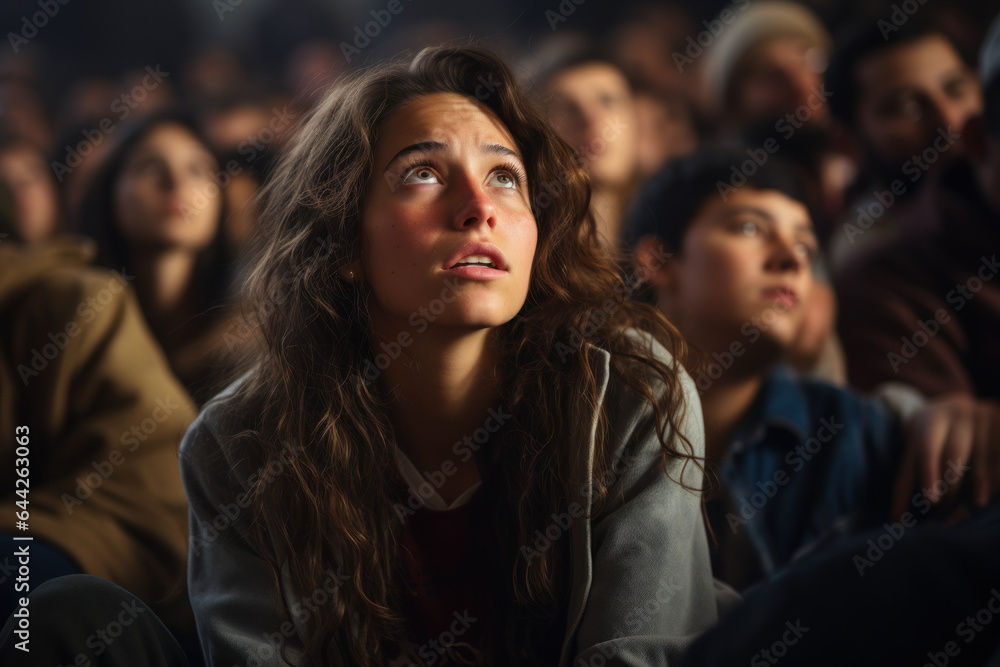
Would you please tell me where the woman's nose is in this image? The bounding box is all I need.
[451,177,497,231]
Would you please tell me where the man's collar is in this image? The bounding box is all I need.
[729,365,810,455]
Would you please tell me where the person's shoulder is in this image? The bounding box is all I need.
[180,370,255,462]
[619,327,698,403]
[779,367,893,428]
[603,327,704,457]
[0,238,131,314]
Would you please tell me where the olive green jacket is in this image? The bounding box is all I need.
[0,239,196,624]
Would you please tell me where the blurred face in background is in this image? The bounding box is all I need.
[113,123,221,252]
[855,34,981,173]
[542,62,638,190]
[0,142,61,243]
[728,36,828,125]
[652,187,817,364]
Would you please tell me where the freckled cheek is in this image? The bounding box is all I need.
[367,208,440,274]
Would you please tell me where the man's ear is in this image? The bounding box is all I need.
[632,235,676,292]
[961,113,990,167]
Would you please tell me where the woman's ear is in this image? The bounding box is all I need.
[339,259,364,283]
[632,235,676,293]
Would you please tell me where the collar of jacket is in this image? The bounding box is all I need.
[464,338,615,667]
[318,337,618,666]
[728,364,810,457]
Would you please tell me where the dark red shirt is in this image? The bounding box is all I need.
[393,473,495,665]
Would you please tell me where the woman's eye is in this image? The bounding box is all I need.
[401,166,439,184]
[488,170,517,189]
[740,221,759,236]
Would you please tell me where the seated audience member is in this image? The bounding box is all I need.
[825,17,982,267]
[834,16,1000,402]
[626,147,1000,591]
[0,135,63,244]
[2,45,724,667]
[77,109,241,405]
[531,49,640,250]
[0,238,196,629]
[703,1,831,129]
[700,2,848,384]
[702,1,848,234]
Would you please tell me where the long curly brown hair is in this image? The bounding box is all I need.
[223,44,699,665]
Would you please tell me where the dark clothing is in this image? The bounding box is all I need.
[683,496,1000,667]
[711,366,904,590]
[835,159,1000,398]
[395,482,494,665]
[0,533,79,620]
[0,575,190,666]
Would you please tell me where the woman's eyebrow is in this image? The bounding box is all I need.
[383,141,522,174]
[384,141,445,173]
[482,142,521,160]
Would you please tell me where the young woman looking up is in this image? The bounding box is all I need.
[179,46,721,666]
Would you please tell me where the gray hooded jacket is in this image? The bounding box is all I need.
[180,328,732,666]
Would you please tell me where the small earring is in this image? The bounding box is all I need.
[346,269,355,281]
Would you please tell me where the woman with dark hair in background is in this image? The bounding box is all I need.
[1,44,726,666]
[76,110,239,404]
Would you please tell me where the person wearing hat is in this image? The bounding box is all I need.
[703,0,832,128]
[702,2,850,388]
